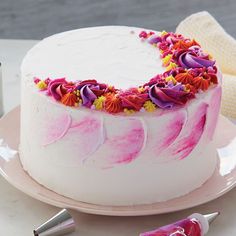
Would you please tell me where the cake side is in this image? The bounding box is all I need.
[19,82,221,205]
[19,26,222,205]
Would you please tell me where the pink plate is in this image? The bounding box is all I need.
[0,106,236,216]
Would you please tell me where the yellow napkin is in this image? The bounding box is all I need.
[176,11,236,119]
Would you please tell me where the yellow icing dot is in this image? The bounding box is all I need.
[78,99,83,105]
[74,90,80,96]
[124,108,135,115]
[36,80,47,90]
[166,62,178,71]
[93,96,106,110]
[162,54,172,66]
[183,85,190,92]
[165,75,177,85]
[138,87,145,93]
[161,30,168,36]
[143,100,156,112]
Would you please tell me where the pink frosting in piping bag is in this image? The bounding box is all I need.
[140,213,211,236]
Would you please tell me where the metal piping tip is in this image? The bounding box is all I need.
[33,209,75,236]
[203,212,220,224]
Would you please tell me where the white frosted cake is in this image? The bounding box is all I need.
[20,26,221,206]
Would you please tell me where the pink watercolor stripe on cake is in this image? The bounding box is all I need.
[66,115,104,162]
[144,110,187,160]
[160,103,208,160]
[206,86,222,141]
[87,117,146,168]
[43,114,72,146]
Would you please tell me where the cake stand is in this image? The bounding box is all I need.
[0,106,236,216]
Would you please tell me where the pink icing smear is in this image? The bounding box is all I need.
[66,115,104,161]
[109,126,145,164]
[42,113,104,161]
[140,217,201,236]
[90,118,146,168]
[43,114,72,146]
[156,111,186,154]
[160,103,207,160]
[206,86,222,140]
[145,111,186,160]
[172,103,207,159]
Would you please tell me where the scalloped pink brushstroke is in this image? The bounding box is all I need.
[108,125,145,165]
[206,86,222,140]
[160,103,208,160]
[43,114,72,146]
[172,103,207,159]
[154,111,186,155]
[89,118,146,168]
[143,110,186,160]
[42,114,104,161]
[66,116,104,161]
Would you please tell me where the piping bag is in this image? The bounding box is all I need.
[140,212,219,236]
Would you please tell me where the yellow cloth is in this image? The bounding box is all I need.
[176,11,236,119]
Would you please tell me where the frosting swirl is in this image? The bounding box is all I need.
[119,88,148,111]
[176,47,215,69]
[48,78,74,100]
[76,80,107,107]
[149,83,193,109]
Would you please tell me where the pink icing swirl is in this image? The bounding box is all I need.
[48,78,74,100]
[140,217,201,236]
[119,88,148,111]
[149,83,194,109]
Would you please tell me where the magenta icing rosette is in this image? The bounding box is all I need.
[149,83,193,109]
[119,88,148,111]
[48,78,74,100]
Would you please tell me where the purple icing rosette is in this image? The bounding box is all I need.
[76,80,107,107]
[176,46,215,69]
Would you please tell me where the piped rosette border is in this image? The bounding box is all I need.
[34,30,218,114]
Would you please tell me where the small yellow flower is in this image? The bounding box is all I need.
[93,96,106,110]
[161,30,168,36]
[108,85,114,91]
[162,54,172,66]
[74,90,80,96]
[36,80,47,90]
[78,99,83,106]
[138,87,145,93]
[124,108,135,115]
[143,100,156,112]
[166,62,178,71]
[165,75,177,85]
[183,85,190,92]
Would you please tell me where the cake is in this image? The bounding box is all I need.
[20,26,221,206]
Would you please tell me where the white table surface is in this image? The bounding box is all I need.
[0,39,236,236]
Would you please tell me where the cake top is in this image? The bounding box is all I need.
[22,26,164,89]
[22,26,218,114]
